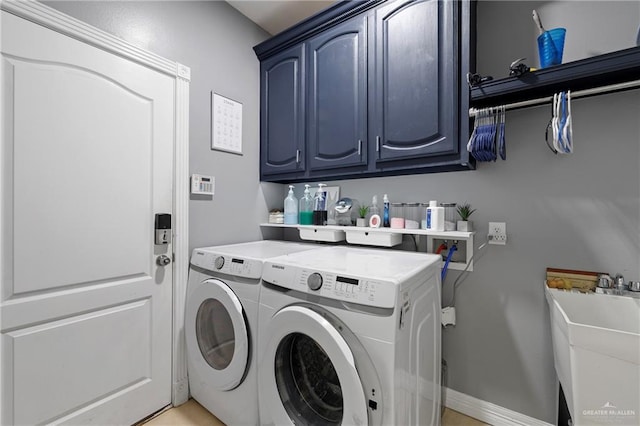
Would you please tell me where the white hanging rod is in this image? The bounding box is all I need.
[469,79,640,117]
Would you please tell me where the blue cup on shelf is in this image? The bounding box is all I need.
[537,27,566,68]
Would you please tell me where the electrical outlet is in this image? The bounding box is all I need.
[442,307,456,326]
[488,222,507,245]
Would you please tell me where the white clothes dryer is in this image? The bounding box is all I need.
[258,246,443,426]
[185,240,317,425]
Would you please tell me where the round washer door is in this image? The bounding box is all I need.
[260,305,368,426]
[185,279,249,390]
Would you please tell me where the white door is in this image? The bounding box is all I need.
[1,10,174,425]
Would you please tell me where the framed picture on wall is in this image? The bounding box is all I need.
[211,92,243,155]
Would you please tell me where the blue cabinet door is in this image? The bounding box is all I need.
[260,44,305,177]
[372,0,458,163]
[307,16,368,172]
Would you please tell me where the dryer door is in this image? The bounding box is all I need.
[185,279,249,390]
[260,305,369,426]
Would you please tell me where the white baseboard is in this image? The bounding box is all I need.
[443,387,553,426]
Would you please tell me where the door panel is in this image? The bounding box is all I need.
[307,17,367,171]
[9,58,152,295]
[1,11,173,425]
[260,44,305,176]
[5,300,151,426]
[375,0,457,161]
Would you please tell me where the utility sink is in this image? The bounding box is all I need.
[545,287,640,425]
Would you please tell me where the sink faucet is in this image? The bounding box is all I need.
[595,274,640,299]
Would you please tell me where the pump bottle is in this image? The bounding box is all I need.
[312,183,327,226]
[299,184,313,225]
[383,194,390,227]
[284,185,298,225]
[426,200,445,231]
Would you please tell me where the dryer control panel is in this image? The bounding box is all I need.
[263,263,397,309]
[191,250,262,279]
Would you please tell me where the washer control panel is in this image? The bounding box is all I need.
[191,250,262,279]
[299,270,395,308]
[263,262,396,309]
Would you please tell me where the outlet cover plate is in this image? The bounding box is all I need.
[488,221,507,245]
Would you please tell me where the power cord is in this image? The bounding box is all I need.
[446,239,489,308]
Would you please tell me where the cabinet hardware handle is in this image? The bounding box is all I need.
[358,140,362,156]
[376,136,380,152]
[296,150,300,163]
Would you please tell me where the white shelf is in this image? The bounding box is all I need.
[259,223,474,271]
[260,223,472,238]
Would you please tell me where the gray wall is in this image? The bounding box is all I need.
[281,1,640,423]
[45,0,279,251]
[315,89,639,423]
[43,0,640,423]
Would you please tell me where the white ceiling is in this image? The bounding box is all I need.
[227,0,337,35]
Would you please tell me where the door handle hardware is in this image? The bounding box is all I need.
[358,140,362,156]
[296,150,300,163]
[155,214,171,245]
[157,255,171,266]
[376,136,380,152]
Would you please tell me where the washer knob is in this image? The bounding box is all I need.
[214,256,225,270]
[307,272,323,291]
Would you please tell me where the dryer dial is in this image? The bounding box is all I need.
[307,272,323,291]
[214,256,225,270]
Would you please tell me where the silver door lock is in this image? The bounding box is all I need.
[156,255,171,266]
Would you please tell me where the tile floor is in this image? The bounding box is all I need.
[143,399,488,425]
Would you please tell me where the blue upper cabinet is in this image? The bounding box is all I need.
[255,0,474,182]
[372,0,458,163]
[260,44,305,177]
[307,16,368,173]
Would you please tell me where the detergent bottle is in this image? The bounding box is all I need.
[299,184,313,225]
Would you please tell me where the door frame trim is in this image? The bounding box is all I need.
[1,0,191,406]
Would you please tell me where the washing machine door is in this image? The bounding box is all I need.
[260,305,369,426]
[185,279,249,390]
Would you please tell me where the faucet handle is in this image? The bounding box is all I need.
[597,274,614,288]
[614,273,626,290]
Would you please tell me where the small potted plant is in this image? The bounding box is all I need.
[357,205,369,227]
[456,203,476,232]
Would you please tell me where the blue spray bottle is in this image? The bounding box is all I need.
[383,194,390,227]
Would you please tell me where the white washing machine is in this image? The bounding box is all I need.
[185,240,317,425]
[258,246,443,426]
